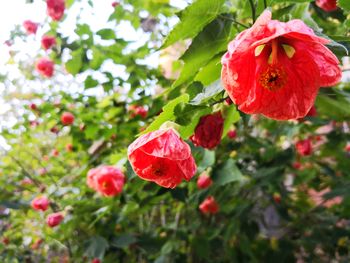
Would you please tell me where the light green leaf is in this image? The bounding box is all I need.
[65,48,83,75]
[162,0,226,48]
[190,80,224,105]
[222,105,240,138]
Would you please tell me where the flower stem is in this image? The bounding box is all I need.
[248,0,256,23]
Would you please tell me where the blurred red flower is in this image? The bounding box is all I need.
[197,173,213,189]
[128,128,197,188]
[41,35,56,50]
[61,112,75,125]
[23,20,38,35]
[295,139,313,156]
[47,0,65,21]
[199,196,219,214]
[221,10,341,120]
[227,129,237,139]
[36,58,54,78]
[31,196,50,211]
[46,212,64,227]
[87,166,125,197]
[316,0,338,12]
[190,112,224,149]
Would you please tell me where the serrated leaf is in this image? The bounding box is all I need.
[172,16,235,88]
[162,0,226,48]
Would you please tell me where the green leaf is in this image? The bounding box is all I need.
[338,0,350,11]
[112,234,137,248]
[190,80,224,105]
[222,105,240,138]
[97,29,116,40]
[172,16,235,88]
[162,0,226,48]
[84,236,109,259]
[194,55,222,85]
[142,94,190,134]
[65,48,83,75]
[84,75,99,89]
[213,159,243,186]
[197,150,216,173]
[316,94,350,120]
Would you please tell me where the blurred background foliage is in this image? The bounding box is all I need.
[0,0,350,262]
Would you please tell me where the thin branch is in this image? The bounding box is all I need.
[248,0,256,23]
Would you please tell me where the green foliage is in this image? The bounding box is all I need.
[0,0,349,262]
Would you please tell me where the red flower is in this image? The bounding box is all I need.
[36,58,54,78]
[227,129,237,139]
[221,10,341,120]
[199,196,219,214]
[128,128,197,188]
[306,105,317,117]
[51,149,59,157]
[46,0,65,21]
[345,143,350,152]
[50,126,59,134]
[41,35,56,50]
[66,143,73,152]
[23,20,38,35]
[31,239,43,250]
[30,103,37,110]
[273,193,281,204]
[87,166,125,197]
[316,0,338,12]
[31,196,50,211]
[112,1,119,7]
[197,173,212,189]
[61,112,75,125]
[295,139,312,156]
[129,105,148,119]
[292,162,302,170]
[46,212,64,227]
[190,112,224,149]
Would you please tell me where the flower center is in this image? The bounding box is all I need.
[259,66,287,92]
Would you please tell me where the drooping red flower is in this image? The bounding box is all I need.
[128,128,197,188]
[51,149,59,157]
[86,166,125,197]
[295,139,313,156]
[316,0,338,12]
[61,112,74,125]
[36,58,54,78]
[292,161,302,170]
[46,0,65,21]
[46,212,64,227]
[190,112,224,149]
[23,20,38,35]
[221,10,341,120]
[227,129,237,139]
[197,173,213,189]
[41,35,56,50]
[273,193,281,204]
[31,196,50,211]
[199,196,219,214]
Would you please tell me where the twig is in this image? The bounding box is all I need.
[248,0,256,23]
